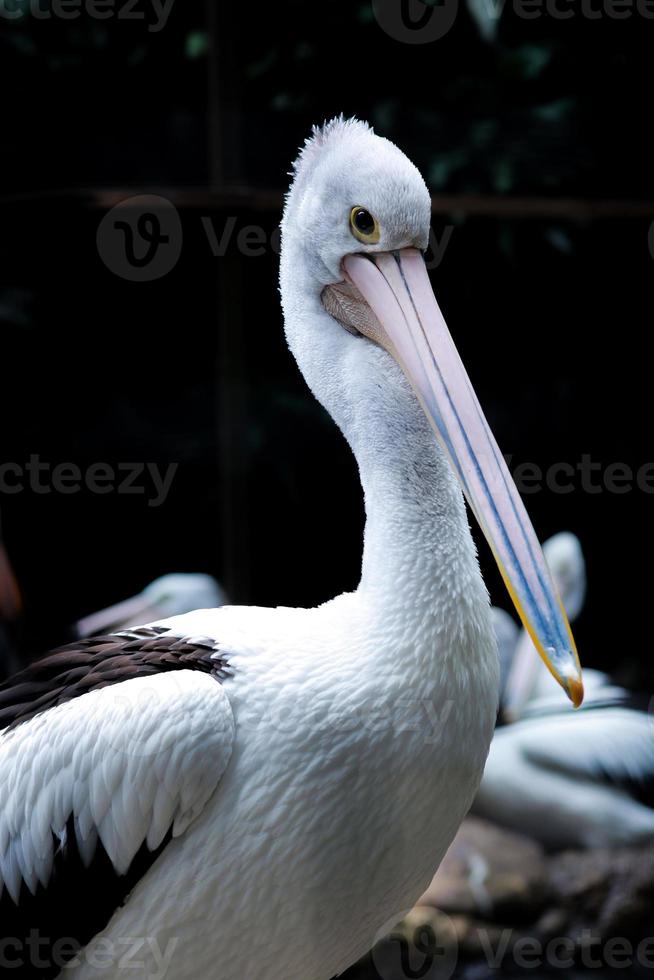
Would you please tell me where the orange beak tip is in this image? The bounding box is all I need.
[568,675,585,709]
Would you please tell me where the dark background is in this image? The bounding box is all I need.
[0,1,651,684]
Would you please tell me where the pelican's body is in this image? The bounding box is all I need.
[66,594,495,979]
[0,120,580,979]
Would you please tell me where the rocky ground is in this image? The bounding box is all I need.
[342,818,654,979]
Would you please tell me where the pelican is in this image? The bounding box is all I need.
[73,573,228,638]
[474,697,654,850]
[476,533,654,849]
[0,118,582,980]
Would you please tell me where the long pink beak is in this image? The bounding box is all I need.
[74,594,163,638]
[343,248,583,707]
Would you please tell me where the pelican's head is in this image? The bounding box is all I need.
[281,117,431,284]
[280,117,583,707]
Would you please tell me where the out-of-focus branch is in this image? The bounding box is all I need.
[1,188,653,220]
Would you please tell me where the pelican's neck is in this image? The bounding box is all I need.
[353,393,486,629]
[280,249,490,654]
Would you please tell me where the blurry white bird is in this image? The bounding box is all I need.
[474,705,654,850]
[73,573,228,638]
[0,119,581,980]
[476,532,654,850]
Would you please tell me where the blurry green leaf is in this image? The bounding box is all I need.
[503,44,552,80]
[534,98,574,123]
[492,158,513,193]
[185,31,209,60]
[47,55,83,70]
[294,42,314,61]
[545,227,573,254]
[0,289,33,329]
[470,118,499,147]
[428,149,469,189]
[127,45,147,67]
[371,100,400,132]
[271,92,307,111]
[246,48,278,79]
[90,25,109,49]
[7,33,37,56]
[357,2,376,23]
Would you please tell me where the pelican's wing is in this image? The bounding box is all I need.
[519,708,654,798]
[0,627,234,976]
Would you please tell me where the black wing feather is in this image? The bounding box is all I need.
[1,818,172,979]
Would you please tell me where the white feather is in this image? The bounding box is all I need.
[0,671,234,897]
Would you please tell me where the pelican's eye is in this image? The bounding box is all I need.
[349,206,380,245]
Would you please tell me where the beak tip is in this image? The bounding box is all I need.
[567,674,584,709]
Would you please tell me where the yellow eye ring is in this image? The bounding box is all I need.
[349,206,380,245]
